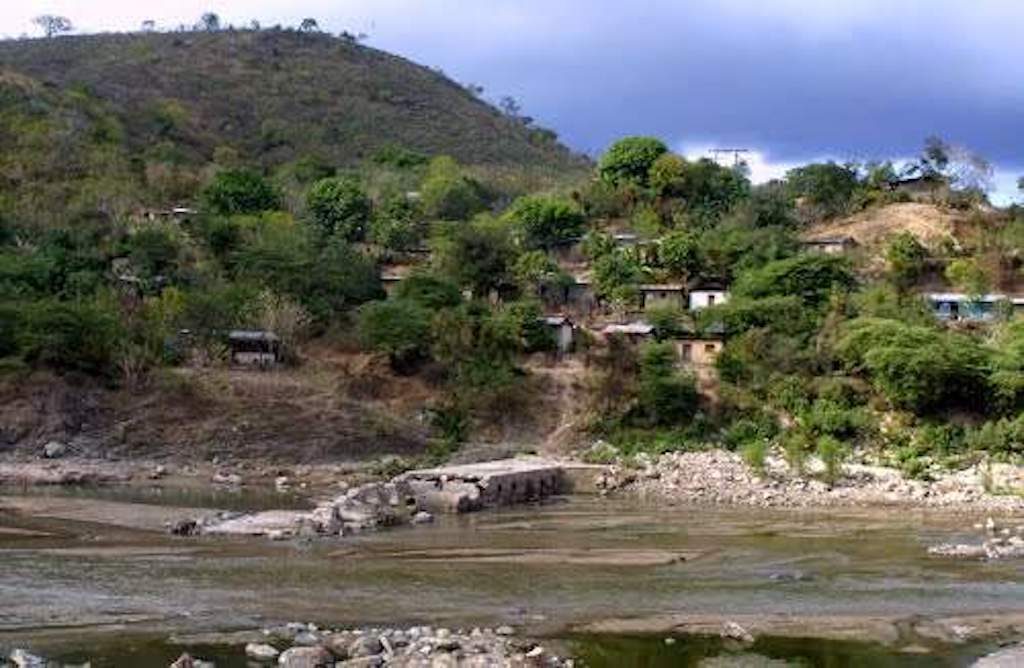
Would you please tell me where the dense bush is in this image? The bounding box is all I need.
[202,169,281,215]
[357,299,431,370]
[632,342,699,427]
[306,176,372,241]
[597,136,668,187]
[15,297,123,375]
[503,195,585,249]
[734,254,856,306]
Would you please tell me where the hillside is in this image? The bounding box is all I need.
[0,30,586,225]
[803,203,963,249]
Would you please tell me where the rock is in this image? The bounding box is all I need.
[149,465,168,480]
[349,635,384,658]
[245,643,280,662]
[168,519,200,536]
[276,645,332,667]
[293,630,320,646]
[344,657,384,668]
[412,510,435,524]
[973,644,1024,667]
[9,648,46,667]
[213,471,243,486]
[721,621,755,644]
[323,633,352,659]
[275,476,291,490]
[495,625,515,637]
[169,654,195,668]
[41,440,67,459]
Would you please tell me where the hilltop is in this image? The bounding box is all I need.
[0,29,587,226]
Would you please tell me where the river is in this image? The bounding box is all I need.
[1,483,1022,666]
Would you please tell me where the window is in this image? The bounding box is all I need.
[707,294,716,305]
[681,344,692,361]
[704,344,716,355]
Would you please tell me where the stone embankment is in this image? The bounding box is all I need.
[597,449,1024,513]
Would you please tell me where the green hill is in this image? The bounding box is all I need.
[0,29,587,226]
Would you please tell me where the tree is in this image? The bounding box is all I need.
[502,195,585,249]
[202,169,280,215]
[306,176,371,241]
[648,153,686,197]
[657,230,703,280]
[676,158,751,224]
[435,219,515,297]
[734,254,856,307]
[299,18,319,32]
[33,15,73,38]
[598,137,668,187]
[886,232,928,289]
[141,20,156,32]
[945,258,990,298]
[357,299,431,370]
[785,162,860,218]
[394,272,463,310]
[369,193,422,252]
[199,12,221,32]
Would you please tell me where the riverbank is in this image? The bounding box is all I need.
[597,449,1024,514]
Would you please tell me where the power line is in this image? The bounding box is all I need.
[709,148,750,167]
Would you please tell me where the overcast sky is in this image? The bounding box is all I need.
[3,1,1022,202]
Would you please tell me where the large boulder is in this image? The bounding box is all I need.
[245,642,280,662]
[41,440,67,459]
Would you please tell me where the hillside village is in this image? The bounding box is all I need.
[0,29,1022,488]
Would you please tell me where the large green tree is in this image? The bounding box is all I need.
[598,136,668,187]
[306,176,371,241]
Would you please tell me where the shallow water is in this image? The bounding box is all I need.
[0,487,1022,665]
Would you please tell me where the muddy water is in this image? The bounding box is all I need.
[1,485,1022,666]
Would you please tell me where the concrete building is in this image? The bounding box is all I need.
[689,284,729,310]
[676,335,724,367]
[926,293,1024,322]
[639,283,686,310]
[801,236,858,255]
[540,315,575,354]
[228,330,280,367]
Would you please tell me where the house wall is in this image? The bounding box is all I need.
[232,351,278,366]
[676,339,723,367]
[642,290,684,310]
[689,291,728,310]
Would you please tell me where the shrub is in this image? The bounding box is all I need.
[886,232,928,289]
[801,399,867,439]
[633,342,699,427]
[357,299,431,370]
[817,435,848,486]
[202,169,280,215]
[965,415,1024,461]
[394,272,463,310]
[723,412,779,450]
[741,439,768,476]
[782,429,812,476]
[16,298,123,376]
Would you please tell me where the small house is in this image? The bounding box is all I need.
[539,315,575,354]
[676,334,724,367]
[639,284,686,310]
[228,330,280,367]
[926,293,1024,322]
[689,283,729,311]
[891,175,949,201]
[801,236,858,255]
[601,322,654,343]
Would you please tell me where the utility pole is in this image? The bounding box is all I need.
[709,148,750,168]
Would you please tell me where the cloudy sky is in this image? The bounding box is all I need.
[4,1,1022,201]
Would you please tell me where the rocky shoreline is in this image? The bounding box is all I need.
[597,449,1024,514]
[4,624,573,668]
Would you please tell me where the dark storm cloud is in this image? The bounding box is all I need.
[346,0,1023,176]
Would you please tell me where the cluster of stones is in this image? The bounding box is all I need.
[929,517,1024,560]
[595,448,1024,512]
[173,623,573,667]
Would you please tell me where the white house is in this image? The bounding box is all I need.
[539,316,575,354]
[689,286,729,311]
